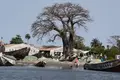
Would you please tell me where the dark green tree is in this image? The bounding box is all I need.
[84,46,91,50]
[106,35,120,60]
[105,46,119,60]
[31,2,92,59]
[25,34,31,44]
[74,35,85,49]
[91,38,102,47]
[90,46,105,55]
[10,35,24,44]
[90,38,105,57]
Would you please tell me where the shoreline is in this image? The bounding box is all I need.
[16,60,85,68]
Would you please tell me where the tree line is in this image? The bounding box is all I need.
[9,34,31,44]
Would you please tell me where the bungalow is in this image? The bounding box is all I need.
[37,46,61,58]
[37,46,89,60]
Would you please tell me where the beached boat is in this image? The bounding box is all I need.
[0,53,16,66]
[34,61,46,67]
[84,59,120,72]
[0,42,16,66]
[3,47,30,60]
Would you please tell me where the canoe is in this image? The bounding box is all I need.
[3,47,30,60]
[84,59,120,72]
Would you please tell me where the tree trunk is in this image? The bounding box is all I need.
[62,37,69,59]
[27,39,29,44]
[62,33,74,60]
[68,32,74,58]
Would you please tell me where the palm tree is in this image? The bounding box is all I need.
[25,34,31,44]
[91,38,102,47]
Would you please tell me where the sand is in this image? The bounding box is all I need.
[16,58,85,68]
[37,57,85,67]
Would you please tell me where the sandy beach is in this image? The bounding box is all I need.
[16,58,85,69]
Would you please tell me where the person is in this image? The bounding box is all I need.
[100,56,104,62]
[104,55,107,61]
[74,57,79,68]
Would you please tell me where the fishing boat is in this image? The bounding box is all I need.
[0,41,16,66]
[0,52,16,66]
[84,59,120,72]
[3,47,30,60]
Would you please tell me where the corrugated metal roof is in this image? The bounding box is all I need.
[40,46,61,51]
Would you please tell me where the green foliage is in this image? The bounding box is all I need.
[91,38,102,47]
[25,34,31,43]
[105,46,119,60]
[10,35,23,44]
[90,46,105,55]
[90,38,104,55]
[106,36,120,60]
[74,35,85,49]
[90,39,119,60]
[25,34,31,40]
[84,46,91,50]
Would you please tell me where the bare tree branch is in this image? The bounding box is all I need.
[108,35,120,47]
[48,34,61,42]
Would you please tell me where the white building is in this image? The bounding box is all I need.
[40,46,89,58]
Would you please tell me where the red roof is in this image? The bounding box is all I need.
[40,46,61,51]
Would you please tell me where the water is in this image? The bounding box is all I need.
[0,66,119,80]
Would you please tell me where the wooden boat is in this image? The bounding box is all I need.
[84,59,120,72]
[0,42,16,66]
[34,61,46,67]
[3,47,30,60]
[0,53,16,66]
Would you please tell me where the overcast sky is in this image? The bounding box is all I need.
[0,0,120,47]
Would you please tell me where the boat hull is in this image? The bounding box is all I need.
[3,47,30,60]
[0,56,15,66]
[84,59,120,72]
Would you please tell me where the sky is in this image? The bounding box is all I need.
[0,0,120,47]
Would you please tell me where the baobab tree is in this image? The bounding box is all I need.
[31,2,92,59]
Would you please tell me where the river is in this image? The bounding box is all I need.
[0,66,119,80]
